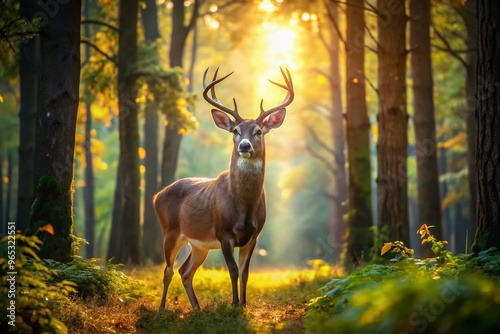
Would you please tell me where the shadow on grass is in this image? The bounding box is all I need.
[136,303,251,334]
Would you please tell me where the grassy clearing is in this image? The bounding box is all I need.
[55,264,336,333]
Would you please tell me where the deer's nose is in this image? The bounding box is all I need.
[238,139,253,156]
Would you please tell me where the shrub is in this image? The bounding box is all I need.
[0,233,76,334]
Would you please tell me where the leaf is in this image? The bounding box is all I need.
[325,286,343,298]
[38,224,54,235]
[381,243,393,256]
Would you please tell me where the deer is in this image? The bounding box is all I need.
[153,67,294,311]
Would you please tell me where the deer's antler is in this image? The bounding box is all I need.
[256,67,294,125]
[203,68,244,124]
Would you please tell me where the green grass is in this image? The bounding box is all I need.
[50,264,335,333]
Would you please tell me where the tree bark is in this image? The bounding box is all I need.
[17,0,39,231]
[472,0,500,252]
[342,0,374,265]
[115,0,141,265]
[141,0,163,263]
[454,0,477,254]
[32,0,81,263]
[409,0,443,251]
[376,0,409,245]
[83,0,96,259]
[327,2,347,261]
[107,164,123,261]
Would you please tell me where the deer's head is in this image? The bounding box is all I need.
[202,68,294,165]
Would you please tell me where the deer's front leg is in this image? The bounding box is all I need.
[238,238,256,306]
[221,238,239,305]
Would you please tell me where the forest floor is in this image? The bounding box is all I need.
[61,264,337,333]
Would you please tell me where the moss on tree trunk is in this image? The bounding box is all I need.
[27,176,73,263]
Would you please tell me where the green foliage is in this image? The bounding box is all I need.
[0,234,76,334]
[306,274,500,334]
[45,256,151,301]
[0,0,41,82]
[26,176,74,263]
[306,226,500,333]
[135,48,198,133]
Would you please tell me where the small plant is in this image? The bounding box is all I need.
[416,224,453,263]
[380,240,415,259]
[0,226,77,334]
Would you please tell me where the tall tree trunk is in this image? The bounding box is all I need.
[343,0,374,265]
[83,0,96,258]
[32,0,81,263]
[17,0,38,231]
[161,0,199,186]
[409,0,443,252]
[454,0,477,253]
[107,164,123,261]
[325,1,347,261]
[472,0,500,252]
[376,0,409,245]
[116,0,141,264]
[438,146,453,250]
[141,0,163,263]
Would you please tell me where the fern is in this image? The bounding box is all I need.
[0,234,76,334]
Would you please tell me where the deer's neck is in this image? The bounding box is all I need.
[229,154,265,208]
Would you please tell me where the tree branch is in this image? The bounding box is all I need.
[431,21,467,67]
[331,0,377,14]
[306,144,338,178]
[80,39,117,66]
[81,20,120,33]
[325,0,347,47]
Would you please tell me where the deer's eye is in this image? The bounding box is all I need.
[255,129,262,137]
[232,128,239,135]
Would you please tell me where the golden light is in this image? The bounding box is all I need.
[265,26,297,67]
[204,15,220,30]
[209,4,218,12]
[259,0,276,12]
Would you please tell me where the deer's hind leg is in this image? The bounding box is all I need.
[178,244,209,310]
[159,232,186,311]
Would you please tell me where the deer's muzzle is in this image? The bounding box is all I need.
[238,139,253,158]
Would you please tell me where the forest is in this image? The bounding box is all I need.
[0,0,499,333]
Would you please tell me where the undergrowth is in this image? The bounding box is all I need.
[305,224,500,334]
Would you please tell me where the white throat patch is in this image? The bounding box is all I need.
[237,157,263,172]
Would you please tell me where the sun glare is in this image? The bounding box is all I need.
[264,25,297,68]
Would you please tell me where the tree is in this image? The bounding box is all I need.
[17,0,38,230]
[453,0,477,252]
[83,0,96,258]
[324,0,348,261]
[115,0,141,264]
[472,0,500,252]
[341,0,374,265]
[376,0,409,245]
[161,0,200,186]
[409,0,443,248]
[141,0,163,263]
[31,0,82,263]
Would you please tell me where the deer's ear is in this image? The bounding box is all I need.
[211,109,235,132]
[262,109,286,134]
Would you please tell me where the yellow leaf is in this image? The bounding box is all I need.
[39,224,54,235]
[381,243,392,256]
[0,94,4,102]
